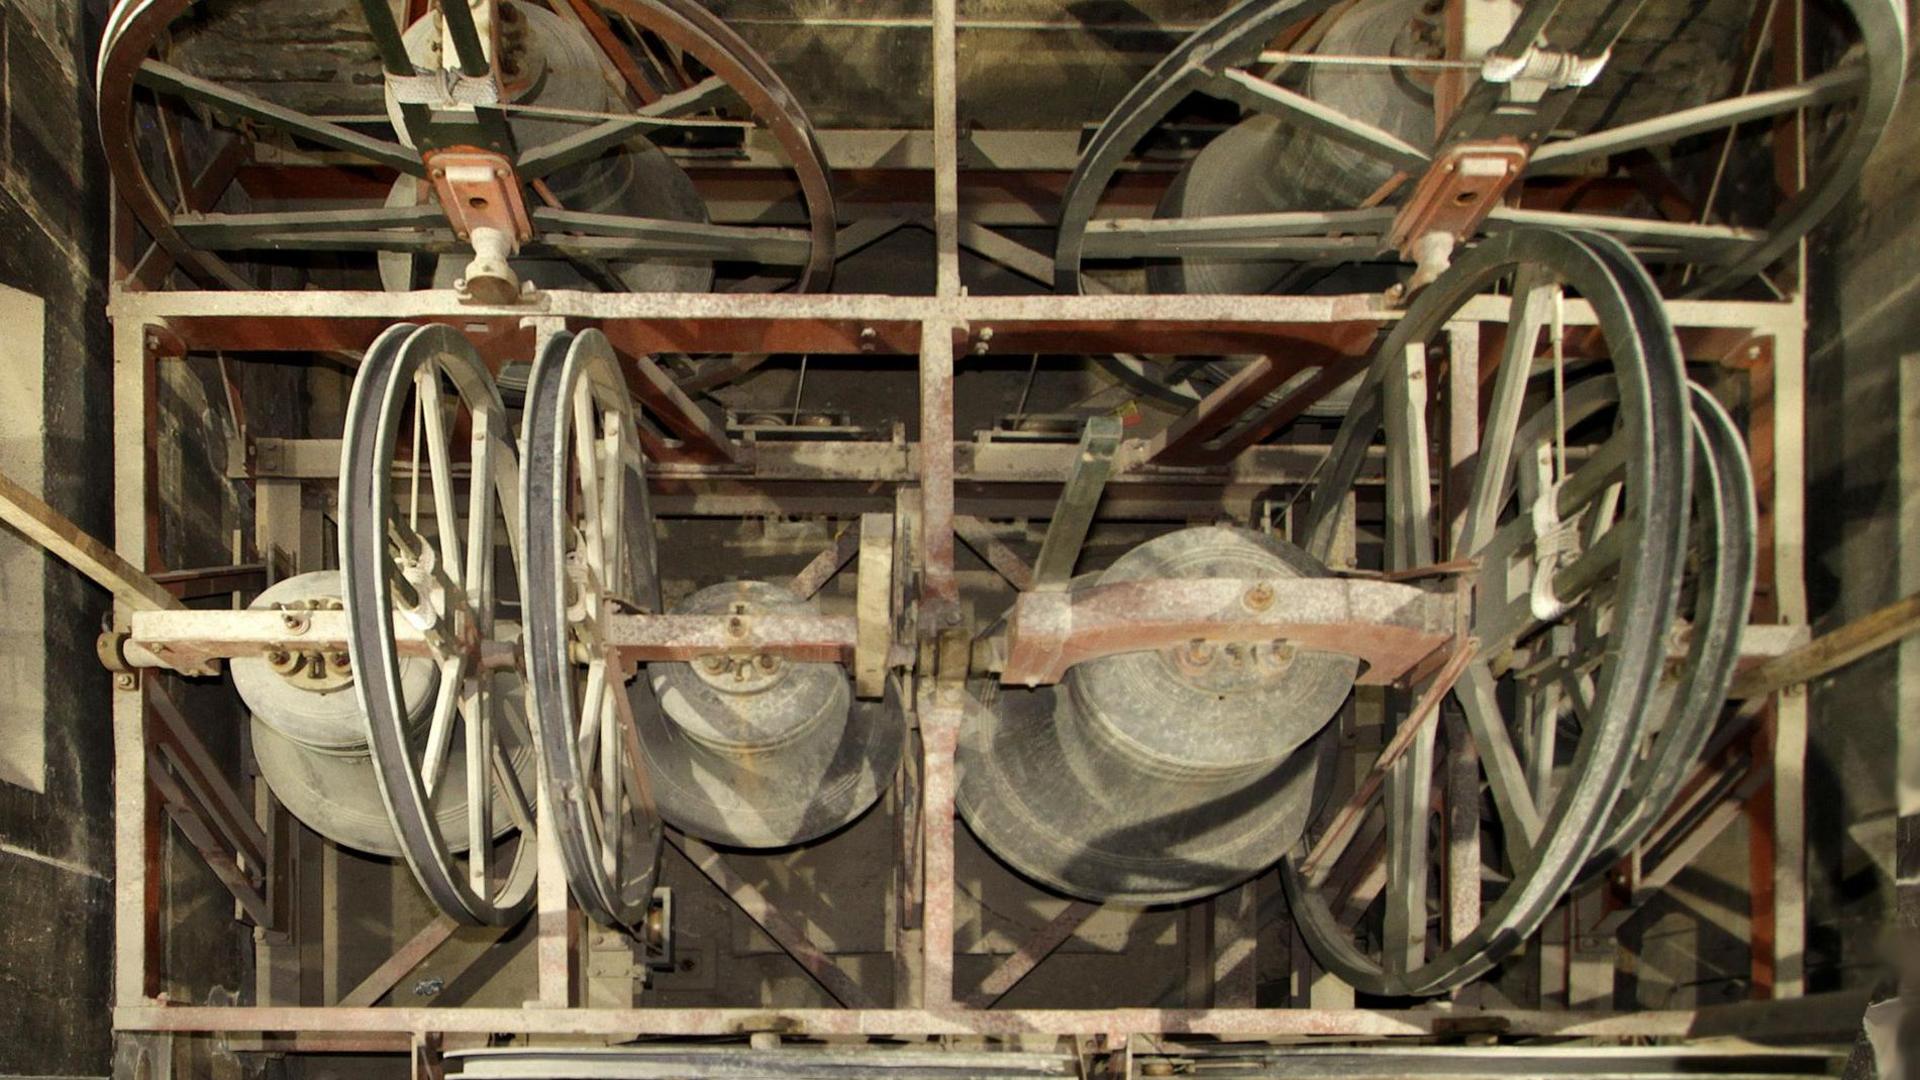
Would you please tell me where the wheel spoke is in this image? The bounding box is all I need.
[414,365,466,590]
[491,737,536,837]
[1079,209,1395,260]
[577,657,609,761]
[1461,270,1559,554]
[1206,67,1431,173]
[599,684,621,875]
[1485,207,1763,262]
[1456,661,1544,856]
[599,423,629,601]
[171,206,449,249]
[464,674,495,892]
[517,75,739,179]
[571,380,608,587]
[532,208,813,265]
[1530,65,1868,168]
[134,61,424,175]
[1382,721,1436,977]
[421,655,467,798]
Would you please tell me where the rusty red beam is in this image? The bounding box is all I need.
[1145,355,1306,465]
[952,515,1036,592]
[1000,577,1455,688]
[624,351,738,463]
[1203,348,1379,464]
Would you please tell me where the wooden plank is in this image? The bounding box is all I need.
[1730,590,1920,699]
[854,513,895,699]
[0,465,181,611]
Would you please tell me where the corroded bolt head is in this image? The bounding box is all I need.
[115,673,136,690]
[328,651,352,671]
[265,649,291,666]
[1183,641,1214,666]
[1244,582,1275,610]
[756,654,778,672]
[698,655,728,675]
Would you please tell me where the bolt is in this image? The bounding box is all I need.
[1183,641,1215,667]
[756,654,778,672]
[699,655,728,675]
[726,615,746,637]
[1245,582,1275,611]
[115,673,136,691]
[266,649,291,666]
[858,327,878,353]
[972,328,994,356]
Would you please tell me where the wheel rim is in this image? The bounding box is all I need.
[1579,382,1758,882]
[96,0,837,292]
[522,327,666,931]
[1281,228,1691,996]
[1054,0,1906,300]
[340,322,538,926]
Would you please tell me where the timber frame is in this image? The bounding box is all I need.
[97,0,1826,1068]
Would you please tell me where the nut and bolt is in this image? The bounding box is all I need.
[1183,641,1215,667]
[858,327,878,352]
[115,673,136,691]
[756,654,778,672]
[698,655,729,675]
[1244,582,1274,610]
[265,649,291,666]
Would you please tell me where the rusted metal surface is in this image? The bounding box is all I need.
[1145,355,1303,465]
[952,516,1036,591]
[999,577,1455,687]
[423,149,534,243]
[111,991,1879,1039]
[625,351,738,463]
[789,524,862,600]
[918,322,959,612]
[1385,141,1530,257]
[917,688,965,1008]
[604,611,855,664]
